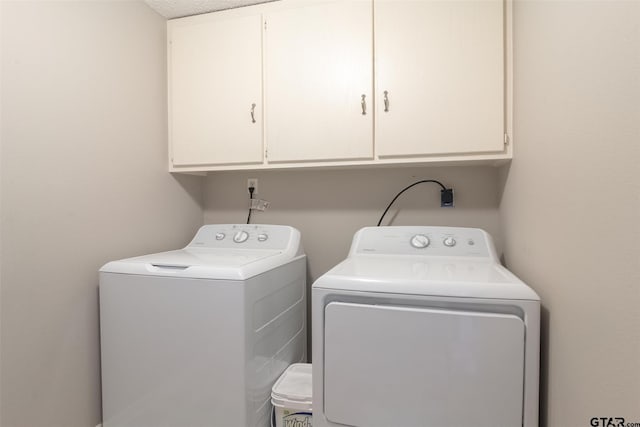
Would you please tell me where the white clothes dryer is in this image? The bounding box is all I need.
[312,226,539,427]
[100,224,306,427]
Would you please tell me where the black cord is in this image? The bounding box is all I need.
[247,187,255,224]
[377,179,448,226]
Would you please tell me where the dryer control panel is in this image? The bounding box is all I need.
[187,224,299,251]
[350,226,498,260]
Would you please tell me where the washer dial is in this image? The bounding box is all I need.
[233,231,249,243]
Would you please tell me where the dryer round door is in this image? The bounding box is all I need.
[323,302,525,427]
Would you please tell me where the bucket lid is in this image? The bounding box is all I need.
[271,363,312,405]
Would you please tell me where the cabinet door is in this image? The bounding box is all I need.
[265,1,373,163]
[375,0,505,157]
[169,13,263,167]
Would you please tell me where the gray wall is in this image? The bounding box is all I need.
[203,166,502,292]
[500,1,640,425]
[0,2,203,426]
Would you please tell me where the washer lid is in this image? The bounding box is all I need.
[100,248,291,280]
[313,256,539,300]
[100,224,304,280]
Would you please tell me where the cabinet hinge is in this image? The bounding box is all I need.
[265,148,268,159]
[264,20,267,31]
[504,133,509,145]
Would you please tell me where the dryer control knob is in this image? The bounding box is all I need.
[410,234,430,249]
[233,231,249,243]
[443,237,456,247]
[215,233,225,240]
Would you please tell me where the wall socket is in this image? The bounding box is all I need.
[247,178,258,194]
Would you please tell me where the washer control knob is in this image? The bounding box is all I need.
[233,231,249,243]
[215,233,225,241]
[443,237,456,247]
[410,234,430,249]
[257,234,268,242]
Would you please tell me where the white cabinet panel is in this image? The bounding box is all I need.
[167,0,510,172]
[264,1,373,163]
[169,13,263,167]
[324,302,524,427]
[375,0,505,157]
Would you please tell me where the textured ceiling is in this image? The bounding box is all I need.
[145,0,278,19]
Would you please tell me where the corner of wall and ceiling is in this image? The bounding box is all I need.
[143,0,278,19]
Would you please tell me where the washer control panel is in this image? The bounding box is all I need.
[352,226,495,259]
[187,224,294,250]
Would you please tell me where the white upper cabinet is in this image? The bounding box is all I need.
[168,0,511,172]
[264,1,373,163]
[169,12,263,167]
[375,0,505,158]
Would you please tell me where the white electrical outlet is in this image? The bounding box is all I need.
[247,178,258,194]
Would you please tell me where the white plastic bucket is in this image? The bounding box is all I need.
[271,363,312,427]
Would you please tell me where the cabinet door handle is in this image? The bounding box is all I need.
[383,90,389,112]
[250,103,256,123]
[361,94,367,115]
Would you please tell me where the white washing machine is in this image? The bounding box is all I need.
[312,226,540,427]
[100,224,306,427]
